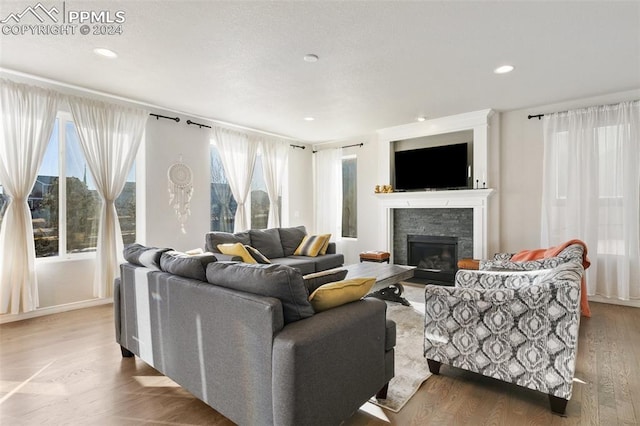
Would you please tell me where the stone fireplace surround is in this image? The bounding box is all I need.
[393,208,473,266]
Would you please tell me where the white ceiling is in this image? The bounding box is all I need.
[1,1,639,142]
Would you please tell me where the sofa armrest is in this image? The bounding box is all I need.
[325,242,337,254]
[272,298,390,426]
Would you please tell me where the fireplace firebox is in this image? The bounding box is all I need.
[407,235,458,285]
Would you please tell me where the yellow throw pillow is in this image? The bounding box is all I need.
[308,277,376,312]
[217,243,257,264]
[294,234,331,257]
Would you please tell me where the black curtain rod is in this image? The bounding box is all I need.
[186,119,211,129]
[312,142,364,153]
[150,113,180,122]
[343,142,364,149]
[290,144,306,149]
[528,101,636,120]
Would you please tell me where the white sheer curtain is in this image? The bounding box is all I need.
[67,97,148,298]
[314,147,342,239]
[260,137,289,228]
[541,100,640,300]
[0,80,59,314]
[212,127,258,232]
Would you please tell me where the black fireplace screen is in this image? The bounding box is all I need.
[407,235,458,284]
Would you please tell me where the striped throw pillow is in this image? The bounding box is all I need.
[294,234,331,257]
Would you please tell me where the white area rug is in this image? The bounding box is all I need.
[368,283,432,412]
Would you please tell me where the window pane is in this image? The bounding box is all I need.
[116,164,136,245]
[210,145,236,232]
[251,155,269,230]
[342,157,357,238]
[33,119,59,257]
[65,122,99,254]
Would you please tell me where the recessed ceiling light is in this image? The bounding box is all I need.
[304,117,315,121]
[416,116,426,122]
[303,54,319,63]
[93,47,118,58]
[494,65,514,74]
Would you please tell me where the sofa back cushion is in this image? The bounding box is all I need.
[206,262,314,324]
[160,251,218,281]
[205,231,250,253]
[278,226,307,256]
[249,228,285,259]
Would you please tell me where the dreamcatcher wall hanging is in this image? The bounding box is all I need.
[168,157,193,233]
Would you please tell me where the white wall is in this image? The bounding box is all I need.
[284,145,314,231]
[143,115,211,251]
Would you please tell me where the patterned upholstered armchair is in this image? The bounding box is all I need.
[423,259,584,415]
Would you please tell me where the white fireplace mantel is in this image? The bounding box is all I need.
[376,188,495,260]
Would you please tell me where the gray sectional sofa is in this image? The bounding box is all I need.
[114,239,394,426]
[205,226,344,274]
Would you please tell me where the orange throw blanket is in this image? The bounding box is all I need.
[511,239,591,318]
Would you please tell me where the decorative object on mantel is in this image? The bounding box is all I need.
[374,184,393,193]
[168,156,193,233]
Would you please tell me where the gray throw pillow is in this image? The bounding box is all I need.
[160,251,218,281]
[204,231,251,253]
[245,245,271,264]
[123,243,172,270]
[278,226,307,257]
[303,269,349,295]
[249,228,285,259]
[206,262,314,324]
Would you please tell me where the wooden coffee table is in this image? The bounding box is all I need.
[341,263,416,305]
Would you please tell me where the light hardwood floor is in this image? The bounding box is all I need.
[1,301,638,425]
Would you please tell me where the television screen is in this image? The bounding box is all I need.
[394,143,469,191]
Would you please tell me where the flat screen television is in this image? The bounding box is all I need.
[394,143,470,191]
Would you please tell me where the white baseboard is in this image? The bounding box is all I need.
[0,298,113,324]
[588,295,640,309]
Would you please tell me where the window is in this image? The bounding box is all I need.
[342,156,357,238]
[209,144,273,231]
[250,155,269,230]
[29,113,135,258]
[210,146,237,232]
